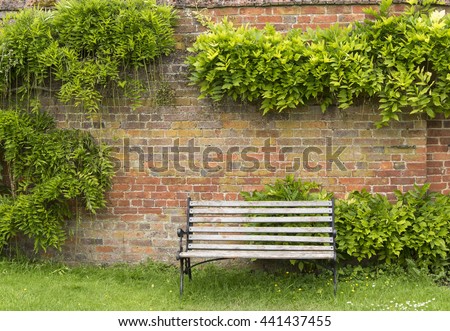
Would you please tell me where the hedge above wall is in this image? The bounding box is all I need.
[187,0,450,127]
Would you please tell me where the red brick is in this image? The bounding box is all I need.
[114,176,136,184]
[427,145,448,154]
[326,6,353,15]
[373,185,398,193]
[338,177,365,185]
[428,129,450,137]
[377,170,402,177]
[432,153,450,161]
[407,163,426,170]
[403,169,427,177]
[429,182,447,191]
[272,7,301,15]
[428,161,444,168]
[96,246,115,253]
[124,191,150,199]
[428,120,444,129]
[302,6,326,15]
[338,14,365,23]
[427,167,445,175]
[312,15,338,24]
[193,185,219,192]
[151,192,177,199]
[257,15,283,24]
[390,178,416,185]
[112,184,130,191]
[212,8,240,16]
[440,137,450,145]
[240,7,266,15]
[113,207,138,215]
[365,177,389,185]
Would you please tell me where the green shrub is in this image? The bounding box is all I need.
[188,0,450,126]
[241,178,450,278]
[392,185,449,273]
[0,110,114,252]
[241,175,332,201]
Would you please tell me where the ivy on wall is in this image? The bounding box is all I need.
[187,0,450,126]
[0,0,177,112]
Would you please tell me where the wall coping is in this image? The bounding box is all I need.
[164,0,450,9]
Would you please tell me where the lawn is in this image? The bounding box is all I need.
[0,259,448,311]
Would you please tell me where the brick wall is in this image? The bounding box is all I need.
[1,0,449,263]
[427,115,450,194]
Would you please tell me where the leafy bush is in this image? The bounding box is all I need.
[393,185,449,273]
[241,178,450,278]
[0,0,177,112]
[334,190,405,263]
[335,184,449,274]
[241,175,332,201]
[0,110,114,252]
[187,0,450,126]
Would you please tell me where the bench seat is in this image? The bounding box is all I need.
[176,198,337,296]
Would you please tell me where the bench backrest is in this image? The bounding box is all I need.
[185,199,336,258]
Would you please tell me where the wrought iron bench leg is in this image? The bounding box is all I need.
[179,258,185,297]
[187,258,192,281]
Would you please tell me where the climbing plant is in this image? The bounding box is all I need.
[0,110,114,252]
[187,0,450,126]
[0,0,177,112]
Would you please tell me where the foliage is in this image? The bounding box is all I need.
[241,178,450,279]
[0,110,114,252]
[393,185,450,273]
[0,0,177,112]
[335,184,449,276]
[241,175,333,201]
[187,0,450,126]
[334,190,404,263]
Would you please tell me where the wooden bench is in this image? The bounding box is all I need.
[176,198,337,296]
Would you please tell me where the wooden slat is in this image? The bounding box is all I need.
[179,250,335,260]
[189,243,334,251]
[190,207,332,215]
[189,226,333,234]
[190,200,332,207]
[189,234,333,243]
[189,216,332,223]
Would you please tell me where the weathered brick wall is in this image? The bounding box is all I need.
[1,0,449,263]
[427,115,450,193]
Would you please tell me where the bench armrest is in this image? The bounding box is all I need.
[177,228,186,238]
[177,228,187,257]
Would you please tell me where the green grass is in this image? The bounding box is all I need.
[0,260,449,311]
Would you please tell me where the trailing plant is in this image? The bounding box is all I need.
[187,0,450,126]
[0,0,177,112]
[0,110,114,252]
